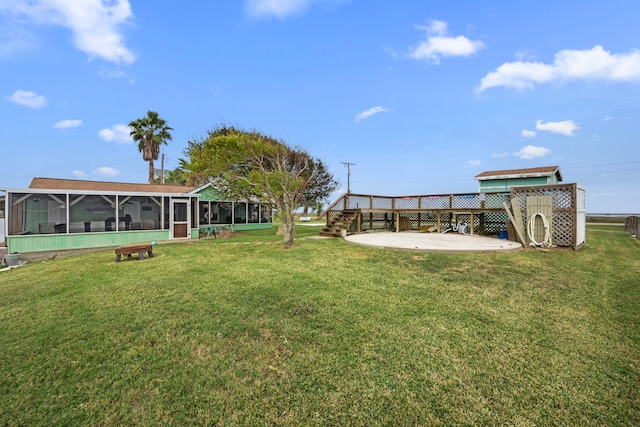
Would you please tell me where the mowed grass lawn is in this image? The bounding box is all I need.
[0,225,638,426]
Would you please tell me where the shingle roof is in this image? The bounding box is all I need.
[474,166,562,181]
[29,177,196,194]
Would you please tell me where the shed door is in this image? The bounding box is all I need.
[526,196,553,245]
[171,199,190,239]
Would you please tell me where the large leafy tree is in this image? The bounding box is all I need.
[129,111,173,184]
[163,159,190,185]
[182,125,337,248]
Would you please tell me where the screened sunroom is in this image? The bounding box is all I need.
[1,178,274,254]
[1,178,200,254]
[194,183,273,232]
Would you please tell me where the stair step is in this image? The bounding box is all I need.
[319,231,343,237]
[319,209,361,237]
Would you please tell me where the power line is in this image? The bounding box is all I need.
[563,160,640,169]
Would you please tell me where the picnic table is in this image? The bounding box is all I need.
[115,243,154,262]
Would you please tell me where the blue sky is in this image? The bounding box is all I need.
[1,0,639,213]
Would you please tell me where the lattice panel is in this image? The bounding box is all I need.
[371,197,394,209]
[512,186,573,209]
[484,193,510,209]
[551,212,573,247]
[451,194,480,209]
[511,184,580,248]
[420,196,451,209]
[394,197,419,210]
[327,210,342,225]
[346,195,372,210]
[357,212,392,232]
[483,212,509,233]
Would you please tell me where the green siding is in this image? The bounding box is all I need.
[231,223,273,231]
[7,231,170,253]
[197,186,225,201]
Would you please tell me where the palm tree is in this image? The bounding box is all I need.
[128,111,173,184]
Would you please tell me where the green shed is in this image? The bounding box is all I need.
[474,166,562,193]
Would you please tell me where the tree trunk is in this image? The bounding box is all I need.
[148,160,155,184]
[282,213,295,248]
[277,206,296,248]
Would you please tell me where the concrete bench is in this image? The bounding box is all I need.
[115,243,154,262]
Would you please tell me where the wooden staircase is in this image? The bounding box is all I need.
[319,209,361,237]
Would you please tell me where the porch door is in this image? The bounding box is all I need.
[171,199,190,239]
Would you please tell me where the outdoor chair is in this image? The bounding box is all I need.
[70,222,85,233]
[90,221,106,232]
[39,222,56,234]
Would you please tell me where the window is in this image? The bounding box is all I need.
[248,203,260,223]
[260,204,272,223]
[234,202,247,224]
[8,193,68,235]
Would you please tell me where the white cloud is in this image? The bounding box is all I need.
[5,89,46,108]
[408,20,484,64]
[514,145,550,159]
[95,166,119,177]
[245,0,318,19]
[72,169,86,178]
[468,159,481,166]
[514,49,536,61]
[478,45,640,91]
[535,120,579,136]
[53,119,82,129]
[354,106,389,122]
[521,129,537,138]
[491,152,508,158]
[98,124,133,143]
[0,0,135,64]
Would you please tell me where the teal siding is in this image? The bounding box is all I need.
[479,176,550,193]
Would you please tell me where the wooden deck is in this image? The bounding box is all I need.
[320,185,585,249]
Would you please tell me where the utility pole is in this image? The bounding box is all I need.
[341,161,355,194]
[160,153,165,184]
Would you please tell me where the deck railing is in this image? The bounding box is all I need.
[321,184,585,248]
[321,192,512,235]
[625,216,640,239]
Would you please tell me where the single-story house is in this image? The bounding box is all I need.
[474,166,563,193]
[1,178,272,254]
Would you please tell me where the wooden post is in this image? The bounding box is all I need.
[395,212,400,233]
[503,201,526,245]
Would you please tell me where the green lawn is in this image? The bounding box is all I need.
[1,225,638,426]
